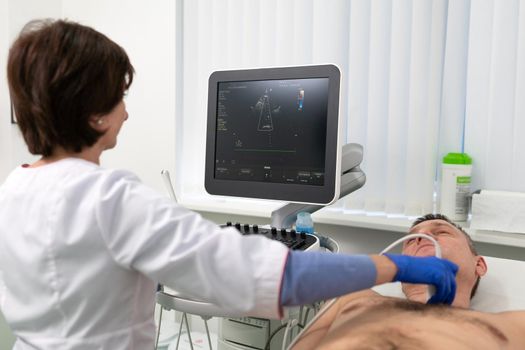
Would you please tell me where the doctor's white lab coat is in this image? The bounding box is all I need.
[0,158,289,349]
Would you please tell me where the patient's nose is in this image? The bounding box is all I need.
[417,233,436,243]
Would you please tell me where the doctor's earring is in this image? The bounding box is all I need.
[96,119,104,125]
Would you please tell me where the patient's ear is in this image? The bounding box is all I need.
[475,256,488,277]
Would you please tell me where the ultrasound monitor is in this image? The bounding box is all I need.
[205,64,341,205]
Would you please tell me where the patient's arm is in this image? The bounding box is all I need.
[292,289,381,350]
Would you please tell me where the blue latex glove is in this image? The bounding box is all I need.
[383,254,458,305]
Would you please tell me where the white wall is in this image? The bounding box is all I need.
[0,0,177,193]
[0,0,10,180]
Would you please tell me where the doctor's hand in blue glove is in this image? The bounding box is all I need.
[383,254,458,305]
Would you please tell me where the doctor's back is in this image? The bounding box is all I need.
[0,160,161,349]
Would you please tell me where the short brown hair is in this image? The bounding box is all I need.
[7,19,134,156]
[411,213,481,298]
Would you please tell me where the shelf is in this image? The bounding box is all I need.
[180,194,525,249]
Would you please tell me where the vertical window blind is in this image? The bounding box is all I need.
[176,0,525,218]
[464,0,525,193]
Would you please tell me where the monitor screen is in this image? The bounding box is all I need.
[205,65,341,204]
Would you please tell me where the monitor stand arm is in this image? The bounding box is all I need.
[270,143,366,229]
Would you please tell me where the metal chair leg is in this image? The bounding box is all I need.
[203,318,213,349]
[174,312,185,350]
[183,312,194,350]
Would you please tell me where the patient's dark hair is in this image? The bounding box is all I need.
[7,19,134,157]
[411,213,481,299]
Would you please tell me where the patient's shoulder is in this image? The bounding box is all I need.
[495,310,525,327]
[487,310,525,347]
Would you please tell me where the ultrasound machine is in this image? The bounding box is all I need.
[156,64,366,350]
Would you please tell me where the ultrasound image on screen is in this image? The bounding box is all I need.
[214,78,329,185]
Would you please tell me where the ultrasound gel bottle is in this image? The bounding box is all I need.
[295,212,314,234]
[440,153,472,222]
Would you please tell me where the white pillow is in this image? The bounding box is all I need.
[372,256,525,312]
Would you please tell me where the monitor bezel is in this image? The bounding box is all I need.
[205,64,341,205]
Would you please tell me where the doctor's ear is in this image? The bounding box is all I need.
[89,116,106,131]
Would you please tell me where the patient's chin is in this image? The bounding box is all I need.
[402,284,430,304]
[402,284,471,309]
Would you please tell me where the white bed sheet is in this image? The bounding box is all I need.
[373,256,525,312]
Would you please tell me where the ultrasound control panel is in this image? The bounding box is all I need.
[222,222,318,251]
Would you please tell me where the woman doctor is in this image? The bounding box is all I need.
[0,19,458,350]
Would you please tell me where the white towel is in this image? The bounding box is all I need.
[470,190,525,234]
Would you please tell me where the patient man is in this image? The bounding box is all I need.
[292,214,525,350]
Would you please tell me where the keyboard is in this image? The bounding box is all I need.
[222,222,318,251]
